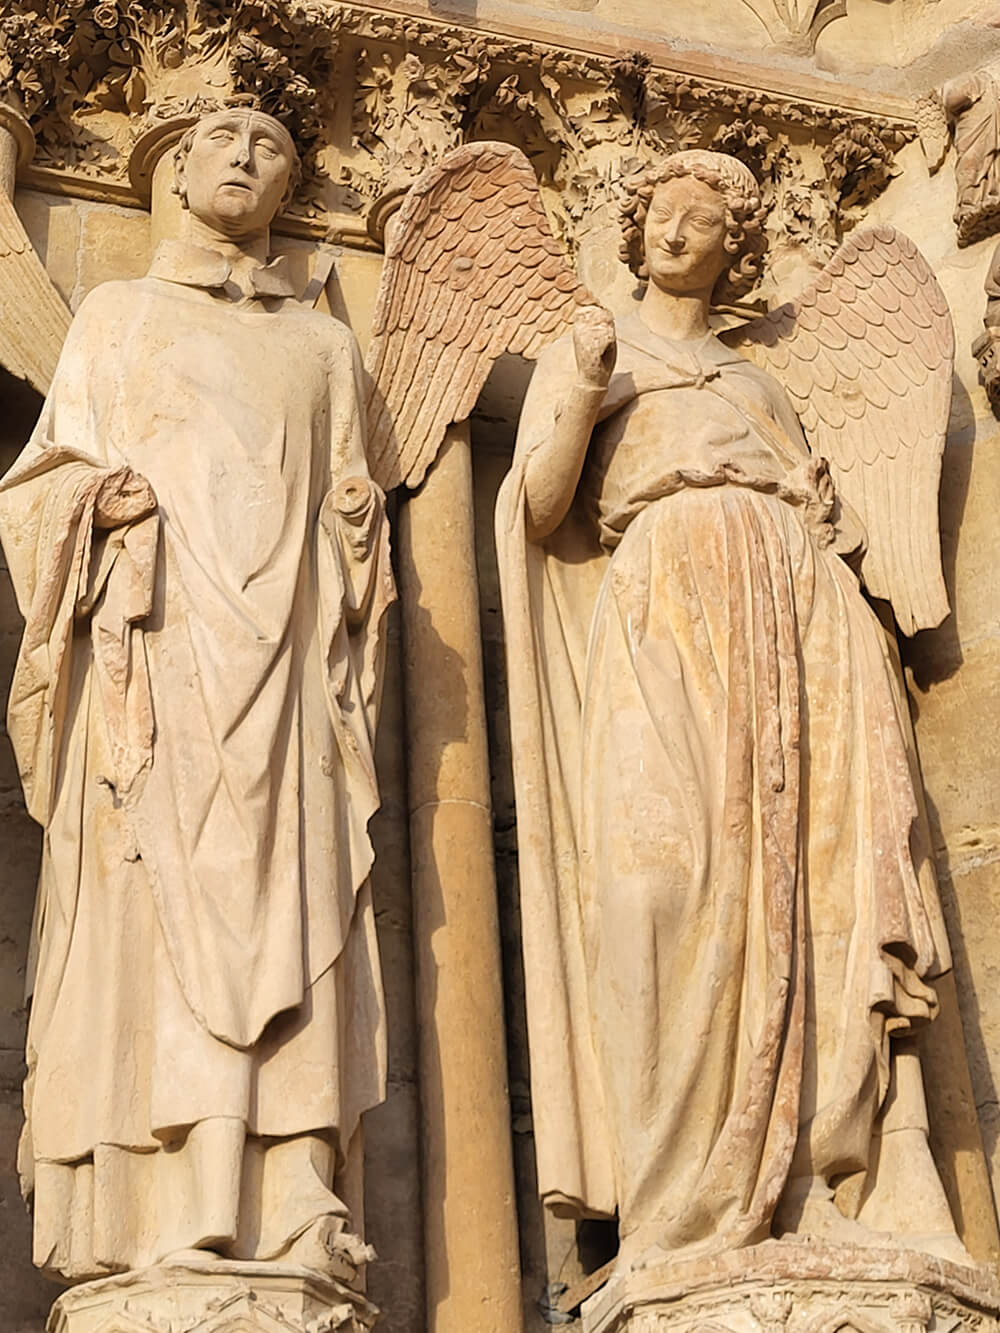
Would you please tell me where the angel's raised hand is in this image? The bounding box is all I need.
[573,305,617,390]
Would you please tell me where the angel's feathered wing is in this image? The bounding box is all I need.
[0,192,71,395]
[365,141,594,492]
[728,226,953,636]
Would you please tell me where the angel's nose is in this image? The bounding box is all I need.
[662,218,686,250]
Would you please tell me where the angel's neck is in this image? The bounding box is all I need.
[639,284,712,342]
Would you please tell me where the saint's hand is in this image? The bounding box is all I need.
[94,468,157,529]
[573,305,617,390]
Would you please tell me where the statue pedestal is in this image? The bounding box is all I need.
[45,1258,378,1333]
[581,1241,1000,1333]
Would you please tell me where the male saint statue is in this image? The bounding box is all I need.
[0,107,394,1280]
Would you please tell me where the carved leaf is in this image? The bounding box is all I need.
[364,139,595,491]
[728,225,953,635]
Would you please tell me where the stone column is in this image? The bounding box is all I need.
[148,148,186,249]
[0,123,18,201]
[129,118,188,247]
[396,421,524,1333]
[0,102,34,198]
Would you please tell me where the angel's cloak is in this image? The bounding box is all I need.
[0,249,394,1277]
[496,316,950,1251]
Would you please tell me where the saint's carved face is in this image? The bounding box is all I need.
[178,111,296,237]
[642,175,730,297]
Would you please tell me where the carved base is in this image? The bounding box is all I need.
[45,1258,378,1333]
[581,1240,1000,1333]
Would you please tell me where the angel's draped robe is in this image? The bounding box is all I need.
[0,242,394,1279]
[496,316,951,1256]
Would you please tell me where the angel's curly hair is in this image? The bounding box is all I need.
[619,149,768,305]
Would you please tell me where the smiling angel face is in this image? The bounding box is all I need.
[642,175,731,298]
[620,150,767,306]
[175,110,298,238]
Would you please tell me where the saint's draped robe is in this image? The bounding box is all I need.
[0,241,395,1278]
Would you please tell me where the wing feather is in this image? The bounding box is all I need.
[365,141,595,492]
[0,196,28,258]
[0,192,71,395]
[392,340,453,478]
[727,225,953,633]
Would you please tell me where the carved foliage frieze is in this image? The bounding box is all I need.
[338,24,910,291]
[0,0,340,178]
[1,0,914,279]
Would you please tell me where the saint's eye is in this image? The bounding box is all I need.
[209,129,235,143]
[256,142,279,159]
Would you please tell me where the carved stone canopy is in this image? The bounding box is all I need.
[0,0,916,283]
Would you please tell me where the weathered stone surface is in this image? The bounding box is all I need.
[46,1260,377,1333]
[582,1241,1000,1333]
[75,204,152,301]
[15,193,80,308]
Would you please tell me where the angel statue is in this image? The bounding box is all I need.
[355,140,967,1279]
[0,107,393,1283]
[491,148,969,1273]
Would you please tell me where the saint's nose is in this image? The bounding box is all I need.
[229,138,254,170]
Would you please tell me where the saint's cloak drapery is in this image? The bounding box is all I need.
[496,316,951,1256]
[0,241,395,1278]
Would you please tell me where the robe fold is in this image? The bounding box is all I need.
[0,244,395,1278]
